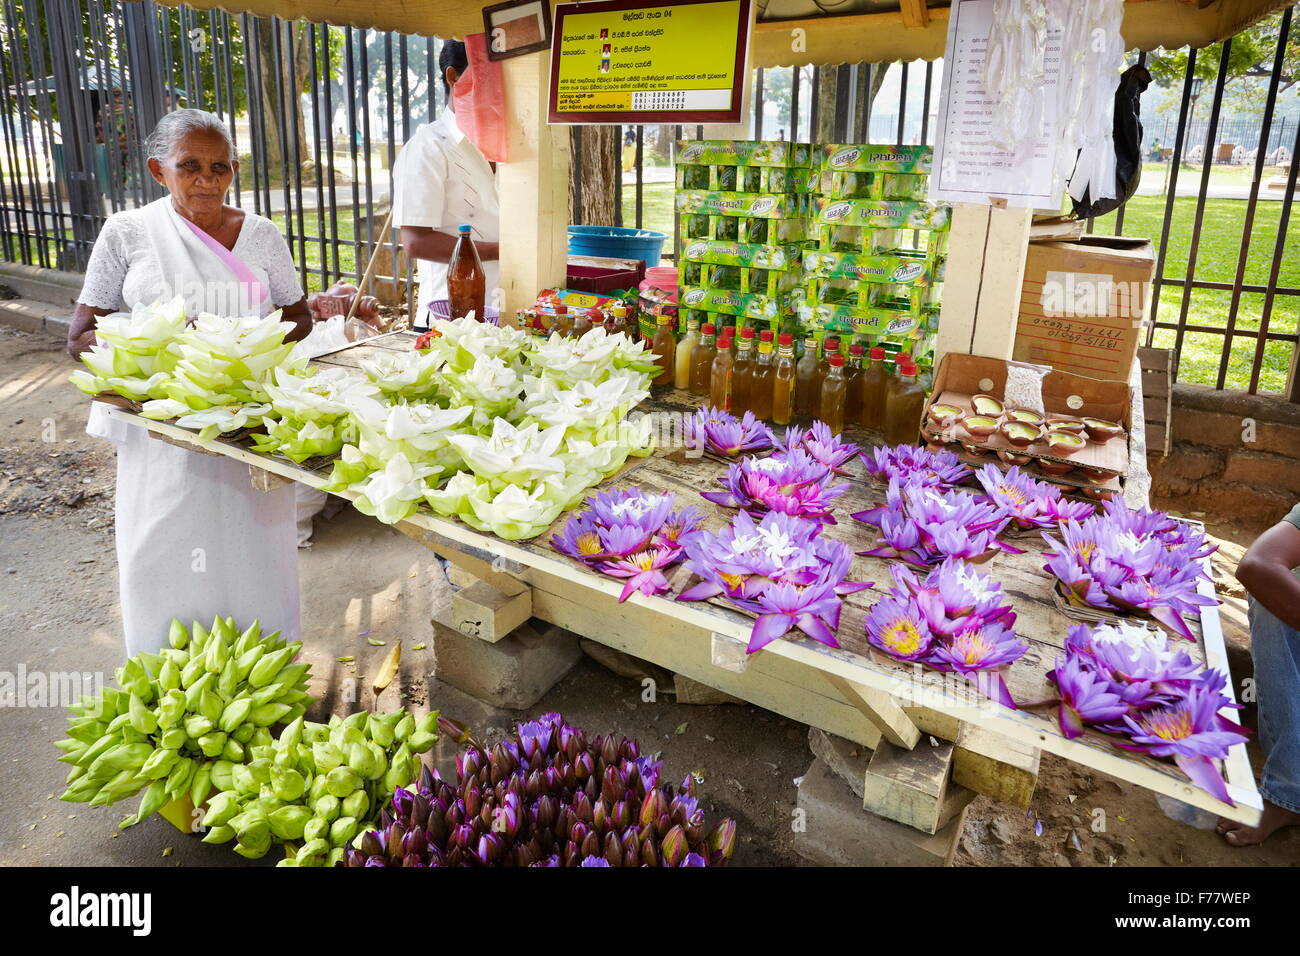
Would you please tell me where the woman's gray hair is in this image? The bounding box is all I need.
[143,109,236,164]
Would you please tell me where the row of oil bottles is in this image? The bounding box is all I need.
[648,315,926,444]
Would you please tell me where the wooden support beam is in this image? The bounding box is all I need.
[935,203,1032,367]
[899,0,931,28]
[452,578,533,644]
[861,738,975,834]
[823,672,921,749]
[710,631,751,674]
[248,463,291,492]
[952,723,1041,808]
[499,51,569,324]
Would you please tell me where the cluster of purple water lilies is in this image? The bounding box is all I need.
[974,464,1096,531]
[678,509,871,654]
[774,421,860,474]
[701,445,849,525]
[1040,500,1219,640]
[1047,622,1248,804]
[551,487,703,602]
[863,559,1028,709]
[852,477,1022,567]
[861,444,971,489]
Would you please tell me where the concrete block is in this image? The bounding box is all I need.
[794,758,966,867]
[432,614,580,710]
[807,727,872,799]
[0,301,47,334]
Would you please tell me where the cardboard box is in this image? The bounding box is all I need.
[1013,236,1155,384]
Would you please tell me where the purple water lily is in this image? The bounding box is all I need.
[864,594,935,661]
[702,448,848,524]
[853,479,1020,567]
[927,623,1026,709]
[974,464,1096,530]
[550,487,700,601]
[688,406,774,458]
[1052,652,1132,739]
[776,422,859,474]
[861,444,971,489]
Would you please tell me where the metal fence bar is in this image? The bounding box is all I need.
[1257,106,1300,398]
[1146,47,1197,346]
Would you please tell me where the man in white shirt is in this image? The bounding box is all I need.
[391,40,501,330]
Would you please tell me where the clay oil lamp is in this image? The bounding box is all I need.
[1038,459,1077,478]
[1046,417,1086,435]
[1045,429,1087,457]
[1082,417,1122,443]
[970,394,1005,418]
[997,448,1034,467]
[999,420,1041,449]
[961,415,1000,440]
[1005,407,1044,426]
[926,403,964,429]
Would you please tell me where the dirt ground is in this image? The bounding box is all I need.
[1,322,1295,867]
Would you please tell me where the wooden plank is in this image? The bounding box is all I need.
[823,671,922,749]
[953,723,1041,808]
[899,0,930,28]
[861,738,975,834]
[971,204,1034,360]
[499,51,569,323]
[933,203,990,367]
[710,630,752,674]
[451,578,533,644]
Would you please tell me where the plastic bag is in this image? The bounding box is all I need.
[1070,64,1151,220]
[453,33,507,164]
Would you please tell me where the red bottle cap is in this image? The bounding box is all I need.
[759,329,774,341]
[740,327,756,339]
[828,354,845,366]
[898,362,918,375]
[849,343,865,355]
[824,338,840,351]
[778,333,793,346]
[701,323,716,334]
[869,346,886,359]
[896,352,912,363]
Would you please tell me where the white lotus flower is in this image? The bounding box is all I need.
[461,481,565,540]
[445,419,567,488]
[350,452,443,525]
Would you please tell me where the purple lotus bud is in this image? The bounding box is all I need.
[685,811,706,845]
[573,790,594,823]
[464,787,482,819]
[513,843,536,868]
[570,820,590,845]
[380,809,395,829]
[603,832,622,866]
[574,751,595,781]
[475,833,501,864]
[364,856,387,867]
[681,852,707,867]
[343,846,366,866]
[585,776,600,802]
[681,774,698,799]
[613,799,630,829]
[358,830,384,858]
[639,789,668,829]
[445,801,464,828]
[601,735,620,766]
[401,853,424,867]
[580,830,600,860]
[446,846,464,867]
[410,791,431,827]
[426,808,447,845]
[525,770,543,799]
[707,818,736,865]
[392,786,414,818]
[535,795,558,829]
[656,812,671,838]
[401,827,428,859]
[439,715,474,744]
[546,766,565,793]
[449,823,474,850]
[601,766,626,804]
[528,749,546,774]
[622,737,639,760]
[661,825,688,866]
[458,746,483,782]
[419,764,436,793]
[592,800,608,834]
[641,838,658,867]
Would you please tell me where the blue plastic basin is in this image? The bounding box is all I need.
[568,225,668,267]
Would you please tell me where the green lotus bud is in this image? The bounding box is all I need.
[127,693,157,735]
[268,805,312,841]
[164,756,195,797]
[279,716,305,750]
[233,621,262,657]
[326,846,345,867]
[179,655,205,690]
[217,658,240,698]
[157,689,187,729]
[251,727,273,749]
[183,715,213,739]
[168,618,189,650]
[329,816,358,848]
[368,713,398,748]
[233,837,270,860]
[341,790,369,820]
[393,713,415,742]
[211,760,235,792]
[249,646,296,688]
[303,816,330,843]
[312,794,341,822]
[415,712,439,735]
[141,747,178,780]
[250,703,292,727]
[136,651,164,679]
[198,688,223,724]
[197,732,227,759]
[408,729,437,753]
[246,757,273,785]
[301,721,328,743]
[233,645,265,682]
[204,635,229,675]
[308,774,329,802]
[159,728,187,751]
[204,790,241,828]
[189,762,213,806]
[231,764,258,796]
[347,742,375,779]
[201,824,234,845]
[383,744,412,793]
[275,663,310,690]
[157,659,180,693]
[134,779,168,824]
[296,837,330,863]
[221,738,245,764]
[232,722,255,744]
[323,766,360,799]
[270,766,306,802]
[103,742,153,773]
[183,672,213,710]
[218,698,252,734]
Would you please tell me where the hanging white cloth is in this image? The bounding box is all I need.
[84,197,300,657]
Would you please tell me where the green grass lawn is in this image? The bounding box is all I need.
[625,182,1299,395]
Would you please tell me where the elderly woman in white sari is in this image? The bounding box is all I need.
[68,109,316,657]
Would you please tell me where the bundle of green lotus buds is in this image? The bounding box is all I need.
[200,709,439,865]
[339,712,737,867]
[56,618,311,826]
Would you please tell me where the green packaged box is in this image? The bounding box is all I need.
[681,238,802,271]
[813,198,951,230]
[678,190,802,220]
[682,213,808,244]
[680,260,803,297]
[817,144,933,174]
[677,140,813,168]
[802,250,935,286]
[679,286,794,323]
[795,297,939,338]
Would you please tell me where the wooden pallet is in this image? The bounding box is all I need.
[1138,346,1172,457]
[99,339,1262,827]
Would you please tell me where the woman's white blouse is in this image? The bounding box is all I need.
[77,204,305,312]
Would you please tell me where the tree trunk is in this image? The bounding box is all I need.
[255,20,312,176]
[569,125,618,226]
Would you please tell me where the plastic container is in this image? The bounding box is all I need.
[568,225,668,266]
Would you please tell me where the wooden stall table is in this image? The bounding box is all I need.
[98,330,1262,860]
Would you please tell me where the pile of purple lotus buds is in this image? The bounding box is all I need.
[1041,500,1218,640]
[339,713,737,867]
[687,406,774,458]
[551,487,703,601]
[679,509,871,653]
[863,558,1028,709]
[1047,621,1247,804]
[853,477,1022,567]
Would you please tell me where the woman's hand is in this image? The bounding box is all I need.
[67,304,114,359]
[308,282,384,328]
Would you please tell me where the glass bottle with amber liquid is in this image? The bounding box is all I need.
[448,224,485,320]
[815,338,840,422]
[651,313,676,387]
[689,323,717,395]
[860,345,887,430]
[794,336,820,424]
[675,317,700,389]
[609,305,631,338]
[772,333,796,426]
[820,354,848,435]
[844,343,865,426]
[551,304,573,338]
[749,329,776,421]
[710,331,735,410]
[730,327,757,415]
[884,359,926,445]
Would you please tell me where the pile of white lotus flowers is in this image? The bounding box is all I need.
[72,299,661,539]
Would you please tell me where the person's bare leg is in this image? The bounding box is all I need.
[1217,800,1300,846]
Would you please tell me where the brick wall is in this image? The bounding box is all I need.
[1150,383,1300,528]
